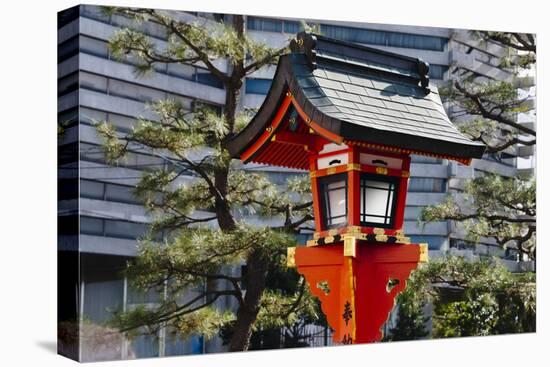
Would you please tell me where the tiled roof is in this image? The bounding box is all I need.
[228,32,485,161]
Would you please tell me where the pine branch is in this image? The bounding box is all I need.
[477,135,536,154]
[243,45,289,75]
[454,81,536,137]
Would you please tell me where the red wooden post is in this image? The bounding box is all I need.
[310,156,324,231]
[347,148,361,227]
[292,242,425,344]
[393,155,411,231]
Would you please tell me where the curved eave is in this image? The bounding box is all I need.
[228,54,485,163]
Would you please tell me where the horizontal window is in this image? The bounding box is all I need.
[428,64,448,80]
[59,107,79,127]
[59,178,78,200]
[78,109,134,134]
[247,16,301,34]
[81,179,143,205]
[247,17,282,32]
[245,78,272,95]
[81,5,168,40]
[195,71,224,89]
[58,36,79,62]
[58,6,80,28]
[59,215,78,235]
[320,24,448,51]
[79,72,108,94]
[75,36,226,91]
[81,216,152,240]
[80,35,109,58]
[80,142,167,171]
[411,155,442,164]
[408,178,446,193]
[58,72,79,96]
[409,235,447,250]
[59,142,79,165]
[404,206,424,220]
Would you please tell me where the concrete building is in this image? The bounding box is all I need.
[57,5,534,361]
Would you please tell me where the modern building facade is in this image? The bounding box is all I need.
[58,5,534,361]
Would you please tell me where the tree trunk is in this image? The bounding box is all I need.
[214,166,236,231]
[228,249,269,351]
[218,14,267,351]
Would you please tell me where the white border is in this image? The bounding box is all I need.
[0,0,546,366]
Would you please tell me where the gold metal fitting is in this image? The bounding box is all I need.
[372,228,385,235]
[287,247,296,267]
[375,167,388,175]
[347,163,361,171]
[346,226,362,234]
[306,240,318,247]
[419,243,429,263]
[343,236,357,257]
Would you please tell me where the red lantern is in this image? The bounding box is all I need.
[229,32,485,344]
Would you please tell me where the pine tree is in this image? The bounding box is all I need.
[422,32,536,259]
[95,7,318,352]
[386,256,535,340]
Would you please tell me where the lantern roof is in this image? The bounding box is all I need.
[228,32,485,168]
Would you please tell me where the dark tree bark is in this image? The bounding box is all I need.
[228,249,269,351]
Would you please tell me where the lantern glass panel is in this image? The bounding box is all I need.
[360,174,398,227]
[320,174,348,228]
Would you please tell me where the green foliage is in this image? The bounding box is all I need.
[387,256,535,340]
[109,226,302,338]
[95,7,311,351]
[422,174,535,258]
[384,269,429,341]
[426,31,536,258]
[105,6,288,77]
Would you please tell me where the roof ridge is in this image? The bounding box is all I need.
[290,31,430,92]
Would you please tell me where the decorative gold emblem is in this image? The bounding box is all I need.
[324,236,335,244]
[375,167,388,175]
[346,226,362,234]
[372,228,385,235]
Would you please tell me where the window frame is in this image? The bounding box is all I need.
[359,173,400,228]
[319,173,349,230]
